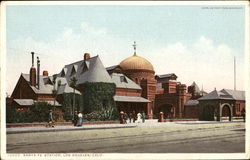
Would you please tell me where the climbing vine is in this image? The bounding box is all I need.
[82,82,118,119]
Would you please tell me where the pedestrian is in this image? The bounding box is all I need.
[142,111,146,123]
[132,111,136,123]
[73,111,78,126]
[46,109,54,127]
[241,108,245,122]
[124,112,128,124]
[136,112,142,123]
[129,112,132,123]
[77,111,83,127]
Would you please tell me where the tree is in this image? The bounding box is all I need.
[52,75,61,121]
[70,76,78,120]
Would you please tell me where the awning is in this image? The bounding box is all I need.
[114,96,150,103]
[13,99,62,107]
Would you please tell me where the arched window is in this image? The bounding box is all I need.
[135,78,138,84]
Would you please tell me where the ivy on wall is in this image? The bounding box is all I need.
[82,82,118,120]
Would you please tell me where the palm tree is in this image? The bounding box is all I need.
[52,75,61,121]
[70,76,78,120]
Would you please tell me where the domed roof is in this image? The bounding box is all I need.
[119,55,154,72]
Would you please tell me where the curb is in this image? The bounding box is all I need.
[7,125,137,134]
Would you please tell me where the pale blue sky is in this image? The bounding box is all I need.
[5,5,246,95]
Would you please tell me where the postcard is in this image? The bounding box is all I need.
[1,1,249,160]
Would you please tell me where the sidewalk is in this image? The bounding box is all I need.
[6,119,173,134]
[6,119,244,134]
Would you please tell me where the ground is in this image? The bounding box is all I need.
[6,121,245,153]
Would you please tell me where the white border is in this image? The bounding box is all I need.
[1,1,249,160]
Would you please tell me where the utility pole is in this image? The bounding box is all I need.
[234,56,236,90]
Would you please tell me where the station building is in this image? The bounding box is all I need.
[7,43,244,121]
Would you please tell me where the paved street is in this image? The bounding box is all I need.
[7,121,245,153]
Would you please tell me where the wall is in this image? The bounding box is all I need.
[184,105,199,118]
[115,88,141,97]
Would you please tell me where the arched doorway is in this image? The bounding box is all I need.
[221,104,232,121]
[158,104,174,119]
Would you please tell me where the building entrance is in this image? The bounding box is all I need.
[158,104,174,118]
[222,105,232,121]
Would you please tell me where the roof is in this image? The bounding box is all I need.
[190,81,201,93]
[110,73,141,90]
[106,65,119,71]
[198,88,245,101]
[185,100,199,106]
[22,73,54,94]
[21,74,81,95]
[57,83,81,95]
[119,55,154,72]
[155,73,177,79]
[198,89,234,100]
[58,56,112,85]
[114,96,150,103]
[13,99,61,106]
[220,89,245,101]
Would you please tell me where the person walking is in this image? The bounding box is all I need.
[132,111,136,123]
[136,112,142,123]
[46,109,54,127]
[77,111,83,127]
[124,112,128,124]
[129,112,132,123]
[142,111,146,123]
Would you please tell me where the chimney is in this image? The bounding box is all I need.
[37,57,40,90]
[43,70,48,76]
[30,52,36,86]
[31,52,34,67]
[84,53,91,60]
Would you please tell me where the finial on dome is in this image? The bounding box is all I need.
[132,41,137,56]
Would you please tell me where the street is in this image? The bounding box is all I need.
[7,122,245,153]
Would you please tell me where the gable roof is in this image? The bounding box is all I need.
[198,88,245,101]
[21,73,81,95]
[198,89,233,100]
[58,56,112,85]
[22,73,54,94]
[110,73,141,90]
[220,89,245,101]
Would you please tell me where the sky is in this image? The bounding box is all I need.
[5,4,246,95]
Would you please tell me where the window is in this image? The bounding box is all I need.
[81,62,88,74]
[71,66,76,76]
[120,76,127,83]
[157,83,162,88]
[135,78,139,84]
[61,68,67,77]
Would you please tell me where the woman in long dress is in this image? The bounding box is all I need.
[77,111,83,127]
[136,112,142,123]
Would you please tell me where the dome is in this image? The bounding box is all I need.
[119,55,154,72]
